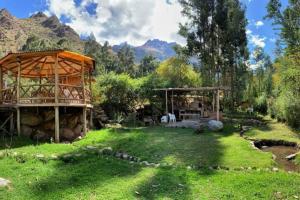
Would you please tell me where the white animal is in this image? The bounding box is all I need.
[168,113,176,123]
[161,115,168,123]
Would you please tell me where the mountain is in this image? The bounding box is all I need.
[0,9,84,55]
[112,39,178,62]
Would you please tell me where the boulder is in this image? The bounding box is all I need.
[32,130,49,141]
[43,110,55,121]
[73,124,83,136]
[21,113,42,126]
[43,120,55,131]
[67,115,79,129]
[21,125,33,137]
[60,128,75,141]
[208,120,223,131]
[194,124,205,134]
[0,178,10,187]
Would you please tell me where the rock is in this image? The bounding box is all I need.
[21,113,42,126]
[32,130,49,141]
[122,153,129,160]
[208,120,224,131]
[194,125,205,134]
[74,136,82,142]
[43,110,55,121]
[86,145,97,150]
[50,155,58,160]
[286,153,297,160]
[101,147,113,155]
[73,124,83,136]
[21,125,33,137]
[43,120,55,131]
[115,152,122,158]
[35,154,45,159]
[0,178,10,187]
[67,115,79,129]
[272,167,279,172]
[242,126,252,132]
[60,128,75,141]
[261,146,268,149]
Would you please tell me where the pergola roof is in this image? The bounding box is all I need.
[153,87,231,92]
[0,50,95,78]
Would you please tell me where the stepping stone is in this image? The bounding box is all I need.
[272,167,279,172]
[0,178,10,187]
[286,153,297,160]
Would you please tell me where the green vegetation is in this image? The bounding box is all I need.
[1,121,300,199]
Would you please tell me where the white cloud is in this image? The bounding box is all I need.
[44,0,186,46]
[250,35,266,48]
[269,38,276,43]
[255,20,264,28]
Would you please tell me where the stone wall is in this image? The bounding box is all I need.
[19,107,90,142]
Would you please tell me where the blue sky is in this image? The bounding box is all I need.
[0,0,288,59]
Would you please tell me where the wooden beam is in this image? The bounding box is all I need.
[17,58,21,103]
[83,107,87,135]
[89,108,93,129]
[9,112,14,134]
[81,59,85,104]
[55,54,59,104]
[171,90,174,114]
[55,106,59,143]
[216,90,220,121]
[165,90,168,115]
[0,65,2,104]
[17,107,20,136]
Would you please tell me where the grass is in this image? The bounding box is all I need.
[244,116,300,143]
[0,121,299,199]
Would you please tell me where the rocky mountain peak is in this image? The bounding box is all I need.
[30,12,48,19]
[0,8,13,19]
[42,15,60,29]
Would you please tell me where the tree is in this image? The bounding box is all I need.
[179,0,248,109]
[137,55,159,77]
[116,45,136,76]
[22,35,57,51]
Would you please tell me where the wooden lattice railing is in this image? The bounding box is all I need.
[2,86,17,103]
[1,84,91,105]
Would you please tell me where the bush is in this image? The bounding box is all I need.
[254,94,268,114]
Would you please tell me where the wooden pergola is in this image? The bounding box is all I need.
[154,87,230,121]
[0,50,95,142]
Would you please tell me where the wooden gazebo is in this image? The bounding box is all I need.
[0,50,95,142]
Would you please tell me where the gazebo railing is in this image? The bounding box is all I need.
[2,86,17,104]
[1,83,91,104]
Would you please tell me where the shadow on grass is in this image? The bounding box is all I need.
[29,125,235,198]
[0,135,36,150]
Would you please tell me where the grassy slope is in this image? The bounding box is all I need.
[244,117,300,143]
[0,124,299,199]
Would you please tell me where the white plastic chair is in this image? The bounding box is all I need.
[168,113,176,123]
[161,115,168,123]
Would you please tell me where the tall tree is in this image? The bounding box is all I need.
[179,0,248,108]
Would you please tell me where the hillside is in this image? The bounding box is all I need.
[0,9,84,55]
[112,39,177,62]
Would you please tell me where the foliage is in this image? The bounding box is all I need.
[93,72,144,118]
[137,55,159,77]
[155,57,201,88]
[179,0,249,108]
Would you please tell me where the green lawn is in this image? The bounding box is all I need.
[0,122,299,199]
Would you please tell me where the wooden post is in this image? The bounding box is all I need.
[89,108,93,129]
[54,54,59,104]
[81,60,86,104]
[17,58,21,103]
[89,70,92,103]
[165,90,168,114]
[216,89,220,121]
[17,107,20,136]
[171,90,174,114]
[0,66,2,104]
[212,92,215,112]
[9,112,14,133]
[55,106,59,143]
[83,107,87,135]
